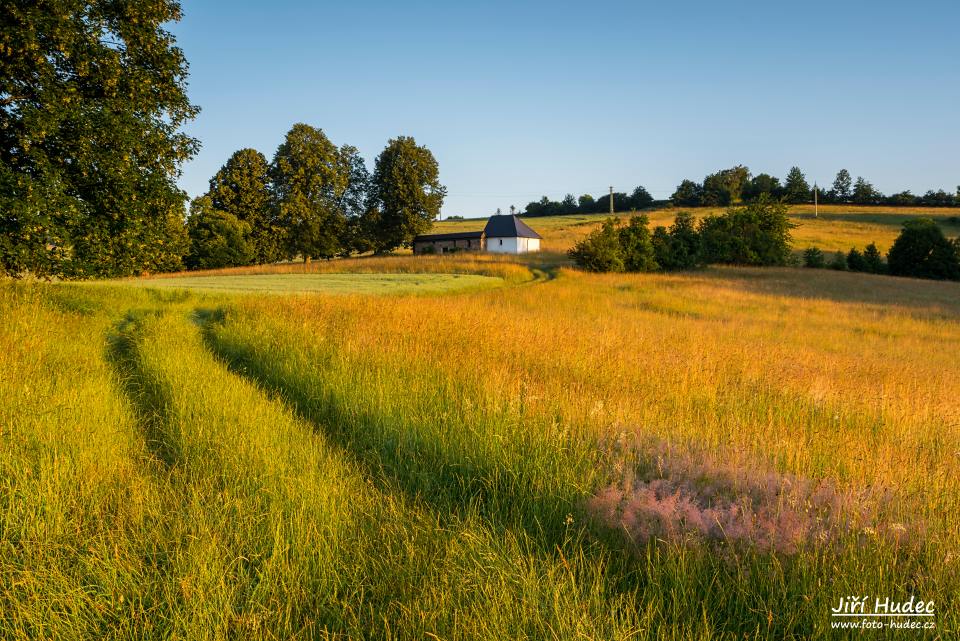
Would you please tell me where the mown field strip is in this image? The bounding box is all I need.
[109,272,504,295]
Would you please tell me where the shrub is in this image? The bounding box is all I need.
[699,195,794,266]
[828,251,848,271]
[619,216,659,272]
[568,218,625,272]
[186,196,255,270]
[887,218,960,281]
[803,247,825,269]
[846,248,868,272]
[863,243,886,274]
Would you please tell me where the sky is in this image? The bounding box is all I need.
[171,1,960,218]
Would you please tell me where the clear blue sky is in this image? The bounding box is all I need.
[172,1,959,217]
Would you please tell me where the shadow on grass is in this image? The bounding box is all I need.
[701,266,960,315]
[193,307,837,637]
[104,308,183,470]
[195,308,616,556]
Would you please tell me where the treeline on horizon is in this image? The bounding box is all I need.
[523,166,960,217]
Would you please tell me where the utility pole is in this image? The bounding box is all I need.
[814,183,818,218]
[609,185,614,215]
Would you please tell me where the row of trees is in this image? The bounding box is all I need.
[569,196,794,273]
[671,166,960,208]
[804,219,960,281]
[523,186,656,217]
[185,126,445,269]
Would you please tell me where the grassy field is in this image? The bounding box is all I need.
[108,272,504,295]
[434,204,960,255]
[3,225,960,638]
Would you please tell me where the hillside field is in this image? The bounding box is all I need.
[3,215,960,639]
[433,204,960,256]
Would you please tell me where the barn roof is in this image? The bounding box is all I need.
[412,230,484,242]
[483,215,543,239]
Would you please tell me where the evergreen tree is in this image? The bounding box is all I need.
[863,243,885,273]
[803,247,826,268]
[366,136,446,252]
[783,167,811,204]
[1,0,198,277]
[846,248,868,272]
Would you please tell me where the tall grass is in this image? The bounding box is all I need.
[3,256,959,638]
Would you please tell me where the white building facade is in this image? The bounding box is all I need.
[483,215,542,254]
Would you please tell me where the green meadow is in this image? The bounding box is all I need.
[3,237,959,639]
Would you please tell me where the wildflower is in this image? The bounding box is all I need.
[862,527,878,537]
[890,523,906,534]
[564,513,574,527]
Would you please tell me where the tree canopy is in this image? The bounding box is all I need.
[207,148,278,263]
[365,136,446,253]
[1,0,198,277]
[270,123,350,261]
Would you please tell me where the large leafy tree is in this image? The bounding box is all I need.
[742,174,782,202]
[852,176,881,204]
[700,166,750,207]
[671,179,703,207]
[270,123,350,261]
[365,136,445,252]
[887,218,960,281]
[832,169,852,202]
[783,166,810,204]
[207,148,278,264]
[0,0,198,277]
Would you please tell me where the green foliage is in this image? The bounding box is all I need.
[630,186,654,209]
[670,179,703,207]
[654,212,702,271]
[742,174,782,202]
[803,247,826,268]
[852,177,880,205]
[887,218,960,281]
[567,218,624,272]
[862,243,886,274]
[207,149,280,264]
[701,166,750,206]
[846,248,867,272]
[619,215,659,272]
[783,167,810,204]
[828,251,847,271]
[833,169,852,202]
[366,136,446,253]
[185,196,254,270]
[698,196,794,266]
[270,124,350,261]
[0,0,198,278]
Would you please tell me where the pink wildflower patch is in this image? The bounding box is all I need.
[588,436,916,554]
